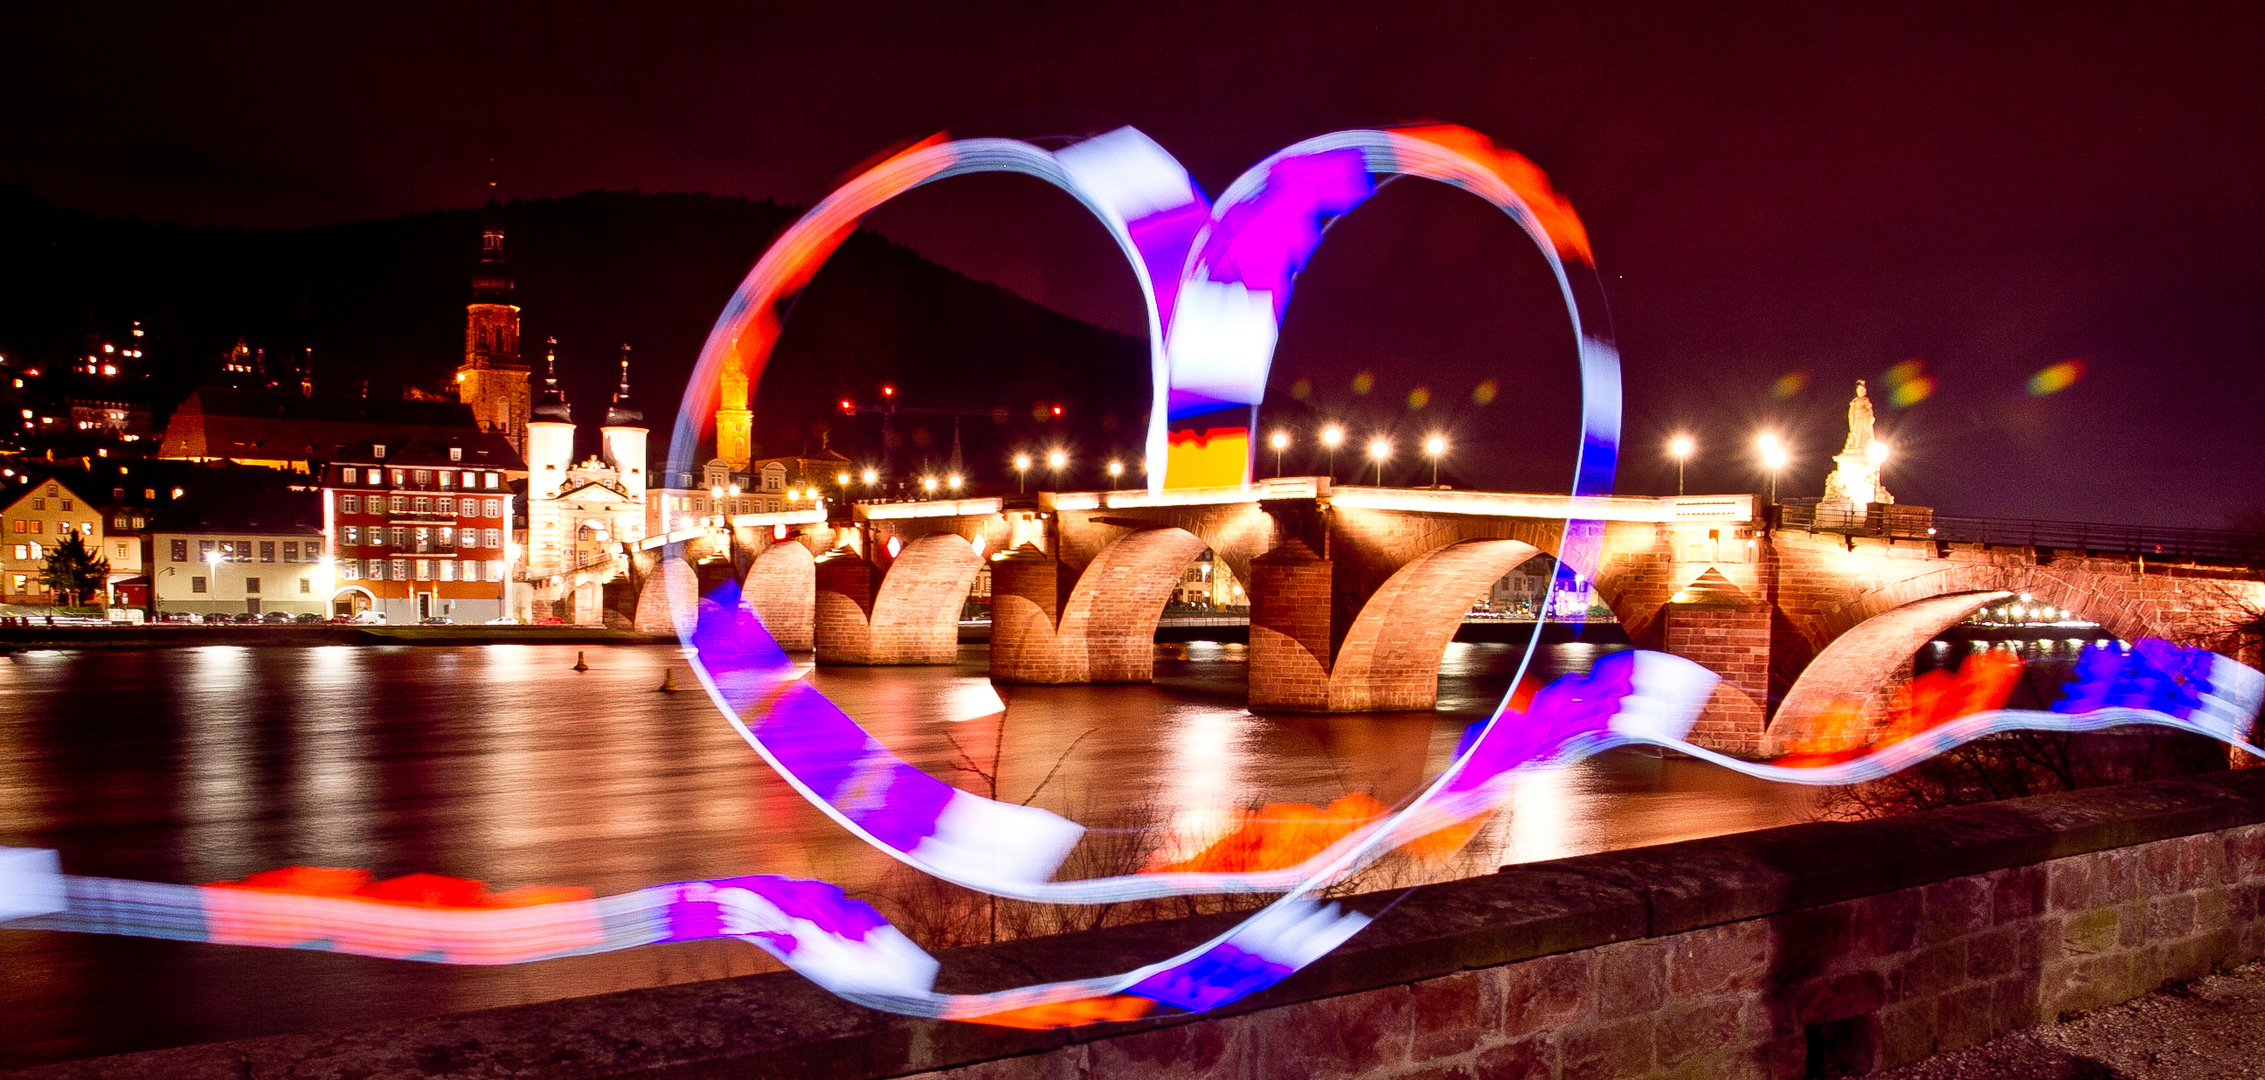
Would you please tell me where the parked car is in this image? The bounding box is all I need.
[259,611,293,624]
[157,611,196,623]
[200,612,234,625]
[533,616,565,626]
[294,612,325,624]
[231,612,261,624]
[350,610,387,625]
[418,616,454,625]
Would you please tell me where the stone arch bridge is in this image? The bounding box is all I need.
[597,479,2265,756]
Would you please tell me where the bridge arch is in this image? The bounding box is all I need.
[1252,537,1543,712]
[631,555,699,636]
[992,526,1212,684]
[815,534,982,665]
[1759,549,2251,755]
[742,540,816,651]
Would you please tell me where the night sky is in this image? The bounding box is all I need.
[5,2,2258,527]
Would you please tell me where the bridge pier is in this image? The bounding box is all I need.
[741,540,816,651]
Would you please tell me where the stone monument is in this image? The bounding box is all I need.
[1821,380,1892,509]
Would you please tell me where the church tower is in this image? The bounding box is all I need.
[456,205,532,459]
[601,344,649,502]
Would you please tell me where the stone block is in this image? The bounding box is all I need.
[1500,951,1596,1034]
[1794,969,1887,1025]
[1593,940,1665,1021]
[1874,997,1941,1068]
[1893,940,1968,999]
[1558,1016,1656,1080]
[2045,856,2093,912]
[1989,864,2047,924]
[1654,998,1743,1069]
[2060,907,2118,957]
[1931,982,1997,1052]
[1850,891,1921,959]
[1471,1036,1552,1080]
[1919,875,1992,943]
[1665,919,1773,996]
[2144,893,2197,940]
[1247,984,1414,1078]
[1085,1014,1241,1078]
[1411,971,1495,1061]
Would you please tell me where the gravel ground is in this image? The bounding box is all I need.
[1868,960,2265,1080]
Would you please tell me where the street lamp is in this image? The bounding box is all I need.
[947,474,963,491]
[1107,460,1124,489]
[1013,453,1031,493]
[1424,435,1446,487]
[1269,430,1289,478]
[1321,424,1344,479]
[922,476,939,495]
[1669,436,1694,496]
[1758,434,1788,505]
[1046,450,1066,489]
[1368,437,1390,486]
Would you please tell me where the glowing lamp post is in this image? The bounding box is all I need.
[947,474,963,492]
[922,476,939,495]
[1669,435,1694,496]
[1107,460,1124,489]
[1013,454,1031,494]
[1424,435,1446,487]
[1321,425,1344,479]
[836,471,851,502]
[1758,434,1788,505]
[1046,450,1066,490]
[1368,437,1390,486]
[1269,430,1289,478]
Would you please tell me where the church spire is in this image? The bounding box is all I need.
[531,337,571,423]
[604,343,643,427]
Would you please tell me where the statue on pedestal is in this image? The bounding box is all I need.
[1821,380,1892,509]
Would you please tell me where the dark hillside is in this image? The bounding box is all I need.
[0,187,1149,478]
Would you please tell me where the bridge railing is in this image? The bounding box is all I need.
[1776,502,2265,563]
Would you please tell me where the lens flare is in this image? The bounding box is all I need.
[1882,358,1935,407]
[1770,371,1808,398]
[1350,371,1375,395]
[2029,359,2085,396]
[1473,379,1498,404]
[1406,386,1431,410]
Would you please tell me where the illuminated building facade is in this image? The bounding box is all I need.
[146,489,327,619]
[1,476,103,605]
[321,436,524,623]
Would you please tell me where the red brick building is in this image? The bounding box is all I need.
[321,436,524,622]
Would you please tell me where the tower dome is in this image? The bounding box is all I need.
[532,338,572,423]
[604,344,642,427]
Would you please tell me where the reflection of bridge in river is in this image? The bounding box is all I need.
[556,477,2263,757]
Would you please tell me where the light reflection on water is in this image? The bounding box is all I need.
[0,640,1815,1067]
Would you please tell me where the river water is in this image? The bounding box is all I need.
[0,640,1817,1068]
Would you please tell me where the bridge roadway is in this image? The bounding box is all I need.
[568,478,2262,757]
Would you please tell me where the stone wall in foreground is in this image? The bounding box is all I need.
[16,770,2264,1080]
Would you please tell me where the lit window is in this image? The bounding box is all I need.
[283,542,298,562]
[115,542,127,559]
[198,540,213,559]
[170,539,187,561]
[260,541,275,563]
[415,560,431,581]
[484,473,498,489]
[344,526,360,544]
[113,516,127,529]
[449,447,462,462]
[438,560,455,581]
[131,517,143,530]
[10,545,23,560]
[391,558,407,580]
